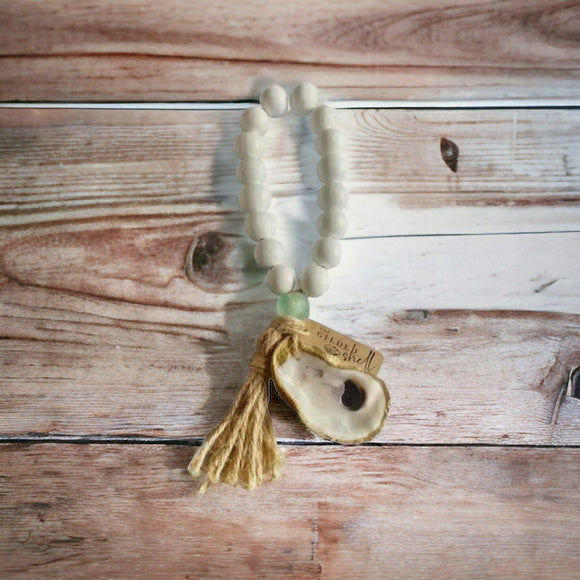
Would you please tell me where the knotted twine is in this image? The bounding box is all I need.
[188,316,307,495]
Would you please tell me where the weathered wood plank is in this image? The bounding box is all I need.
[0,0,579,101]
[1,107,579,443]
[1,444,579,578]
[1,304,579,443]
[1,108,579,232]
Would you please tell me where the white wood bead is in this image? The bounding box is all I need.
[240,106,269,135]
[316,129,342,155]
[234,132,265,158]
[238,184,271,212]
[236,158,267,184]
[318,182,348,210]
[254,238,286,268]
[299,263,329,297]
[317,154,346,183]
[317,209,348,239]
[235,82,347,297]
[260,85,289,118]
[244,211,276,241]
[289,82,319,116]
[309,105,335,135]
[267,264,296,294]
[312,238,342,269]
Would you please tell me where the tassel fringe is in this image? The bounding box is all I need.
[188,316,307,495]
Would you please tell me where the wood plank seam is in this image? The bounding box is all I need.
[1,436,579,449]
[1,100,580,109]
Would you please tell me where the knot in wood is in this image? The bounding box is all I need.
[185,231,229,289]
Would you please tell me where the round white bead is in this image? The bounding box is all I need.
[289,82,319,116]
[299,263,329,297]
[236,158,267,184]
[238,184,271,212]
[240,106,269,135]
[317,209,347,239]
[317,154,346,182]
[309,105,335,135]
[318,182,348,210]
[316,129,342,155]
[234,132,264,158]
[254,238,285,268]
[312,238,342,269]
[260,85,289,118]
[244,211,276,241]
[267,264,296,294]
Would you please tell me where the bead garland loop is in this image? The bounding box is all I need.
[188,83,389,495]
[236,82,348,318]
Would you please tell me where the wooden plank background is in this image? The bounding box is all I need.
[1,108,579,446]
[2,445,580,578]
[1,1,580,578]
[1,0,580,102]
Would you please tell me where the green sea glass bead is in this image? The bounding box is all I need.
[277,291,310,320]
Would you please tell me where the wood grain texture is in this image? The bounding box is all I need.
[0,0,579,101]
[1,444,579,578]
[2,303,579,443]
[1,107,579,442]
[2,3,580,576]
[1,108,579,230]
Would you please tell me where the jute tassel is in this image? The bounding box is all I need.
[188,316,307,495]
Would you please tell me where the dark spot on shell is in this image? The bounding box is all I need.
[440,137,459,172]
[341,379,366,411]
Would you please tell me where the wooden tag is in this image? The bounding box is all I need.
[301,319,383,376]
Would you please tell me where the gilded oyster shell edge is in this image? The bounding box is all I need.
[271,337,390,445]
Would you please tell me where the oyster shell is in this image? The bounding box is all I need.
[272,345,389,444]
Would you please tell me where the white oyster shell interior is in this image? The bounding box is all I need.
[275,351,387,443]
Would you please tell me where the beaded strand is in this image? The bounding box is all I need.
[235,82,348,318]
